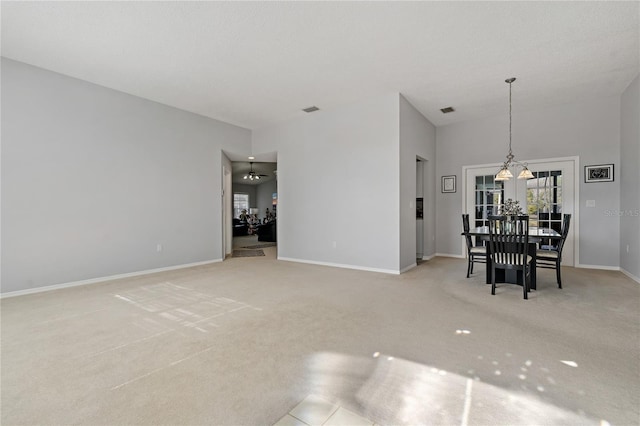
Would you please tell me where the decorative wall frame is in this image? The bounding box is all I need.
[585,164,614,183]
[442,175,456,193]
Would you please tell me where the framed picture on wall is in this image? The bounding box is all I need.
[442,175,456,193]
[585,164,614,183]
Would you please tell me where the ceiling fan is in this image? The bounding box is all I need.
[243,162,268,181]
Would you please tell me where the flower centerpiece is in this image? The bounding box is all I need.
[500,198,523,216]
[499,198,523,233]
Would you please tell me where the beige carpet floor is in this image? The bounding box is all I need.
[1,247,638,425]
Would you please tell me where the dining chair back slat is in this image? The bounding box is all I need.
[488,215,531,299]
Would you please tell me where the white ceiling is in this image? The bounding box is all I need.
[2,2,638,129]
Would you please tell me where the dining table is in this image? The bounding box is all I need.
[464,226,562,290]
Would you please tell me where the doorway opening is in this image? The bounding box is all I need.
[230,160,278,258]
[416,157,425,262]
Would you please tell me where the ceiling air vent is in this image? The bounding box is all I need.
[302,106,320,113]
[440,106,455,114]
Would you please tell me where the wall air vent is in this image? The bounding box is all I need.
[302,106,320,113]
[440,106,455,113]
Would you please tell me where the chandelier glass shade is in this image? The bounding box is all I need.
[243,172,260,181]
[243,162,261,181]
[495,78,534,181]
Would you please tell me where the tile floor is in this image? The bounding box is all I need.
[274,395,375,426]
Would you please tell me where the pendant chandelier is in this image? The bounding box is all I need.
[243,162,264,181]
[495,78,534,181]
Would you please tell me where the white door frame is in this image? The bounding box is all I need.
[462,156,579,266]
[222,165,233,258]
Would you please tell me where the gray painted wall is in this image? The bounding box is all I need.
[436,95,622,268]
[399,95,436,270]
[256,179,277,222]
[253,93,400,272]
[3,57,631,290]
[619,75,640,279]
[1,58,251,293]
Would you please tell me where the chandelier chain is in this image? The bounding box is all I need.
[495,77,533,181]
[507,79,513,163]
[509,79,512,156]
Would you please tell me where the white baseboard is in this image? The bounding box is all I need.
[0,259,223,299]
[620,268,640,284]
[422,254,436,261]
[435,253,466,259]
[278,257,400,275]
[575,264,640,283]
[575,263,620,271]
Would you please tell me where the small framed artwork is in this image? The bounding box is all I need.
[442,175,456,193]
[585,164,614,183]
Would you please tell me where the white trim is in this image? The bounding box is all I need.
[435,253,466,259]
[575,263,620,271]
[278,257,400,275]
[461,169,468,258]
[620,268,640,284]
[575,264,640,282]
[422,254,436,261]
[572,156,580,268]
[0,259,223,299]
[222,161,233,259]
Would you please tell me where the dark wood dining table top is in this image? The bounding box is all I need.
[466,226,561,239]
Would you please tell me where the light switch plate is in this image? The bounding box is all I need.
[586,200,596,207]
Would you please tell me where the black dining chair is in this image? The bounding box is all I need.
[536,214,571,288]
[462,214,487,278]
[488,215,531,299]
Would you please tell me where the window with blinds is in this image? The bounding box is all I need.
[233,193,249,219]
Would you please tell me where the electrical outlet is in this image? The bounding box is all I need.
[332,241,337,248]
[156,244,163,252]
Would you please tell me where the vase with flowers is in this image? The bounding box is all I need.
[500,198,523,216]
[499,199,523,233]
